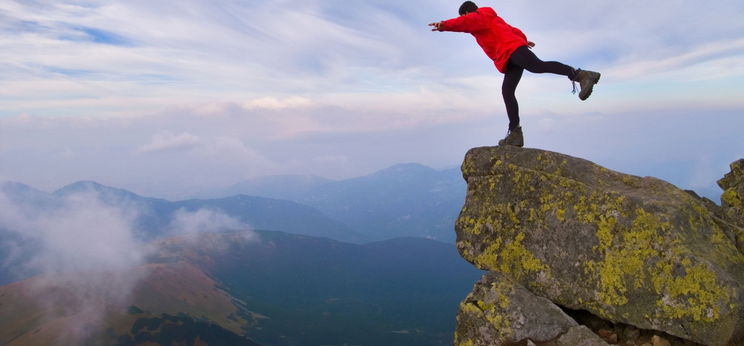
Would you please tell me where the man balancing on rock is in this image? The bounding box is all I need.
[429,1,601,147]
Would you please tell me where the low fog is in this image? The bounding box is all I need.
[0,185,256,342]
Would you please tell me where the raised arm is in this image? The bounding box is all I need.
[430,12,487,33]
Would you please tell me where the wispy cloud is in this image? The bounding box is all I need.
[167,208,248,235]
[0,0,742,200]
[165,208,257,252]
[138,131,202,153]
[605,38,744,81]
[1,0,738,118]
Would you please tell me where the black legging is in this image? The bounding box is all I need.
[502,46,576,130]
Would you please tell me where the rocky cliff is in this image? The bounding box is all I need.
[454,146,744,346]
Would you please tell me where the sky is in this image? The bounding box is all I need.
[1,0,743,200]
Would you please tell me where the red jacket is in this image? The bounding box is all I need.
[439,7,528,73]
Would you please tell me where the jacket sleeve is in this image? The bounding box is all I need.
[439,12,487,33]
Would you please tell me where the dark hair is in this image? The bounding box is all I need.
[459,1,478,15]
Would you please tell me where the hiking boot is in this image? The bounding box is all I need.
[572,69,601,101]
[498,126,524,147]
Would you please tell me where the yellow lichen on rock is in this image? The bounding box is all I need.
[457,293,514,342]
[587,209,669,307]
[722,188,742,209]
[653,259,730,322]
[474,233,547,280]
[456,146,744,345]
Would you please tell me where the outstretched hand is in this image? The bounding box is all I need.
[429,22,443,31]
[528,41,536,48]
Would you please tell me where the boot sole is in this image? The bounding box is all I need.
[579,73,601,101]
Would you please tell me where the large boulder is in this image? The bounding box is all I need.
[455,146,744,346]
[455,272,578,345]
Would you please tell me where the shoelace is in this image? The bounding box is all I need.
[571,68,582,94]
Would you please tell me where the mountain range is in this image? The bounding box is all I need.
[0,230,483,345]
[0,162,478,345]
[3,162,465,245]
[201,163,466,242]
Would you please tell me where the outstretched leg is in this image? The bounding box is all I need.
[509,46,575,78]
[509,45,600,100]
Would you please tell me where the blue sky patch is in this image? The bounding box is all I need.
[60,26,132,46]
[46,66,96,77]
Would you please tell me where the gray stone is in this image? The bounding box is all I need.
[454,272,577,345]
[455,146,744,345]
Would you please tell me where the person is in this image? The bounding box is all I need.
[429,1,600,147]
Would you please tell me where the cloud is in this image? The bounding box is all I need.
[1,0,743,201]
[165,208,257,251]
[1,0,743,121]
[167,208,249,236]
[0,0,744,121]
[138,131,202,153]
[241,96,314,110]
[0,189,144,275]
[0,187,148,342]
[0,184,261,342]
[605,38,744,81]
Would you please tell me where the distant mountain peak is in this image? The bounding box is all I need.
[372,163,435,176]
[51,181,162,209]
[54,181,142,199]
